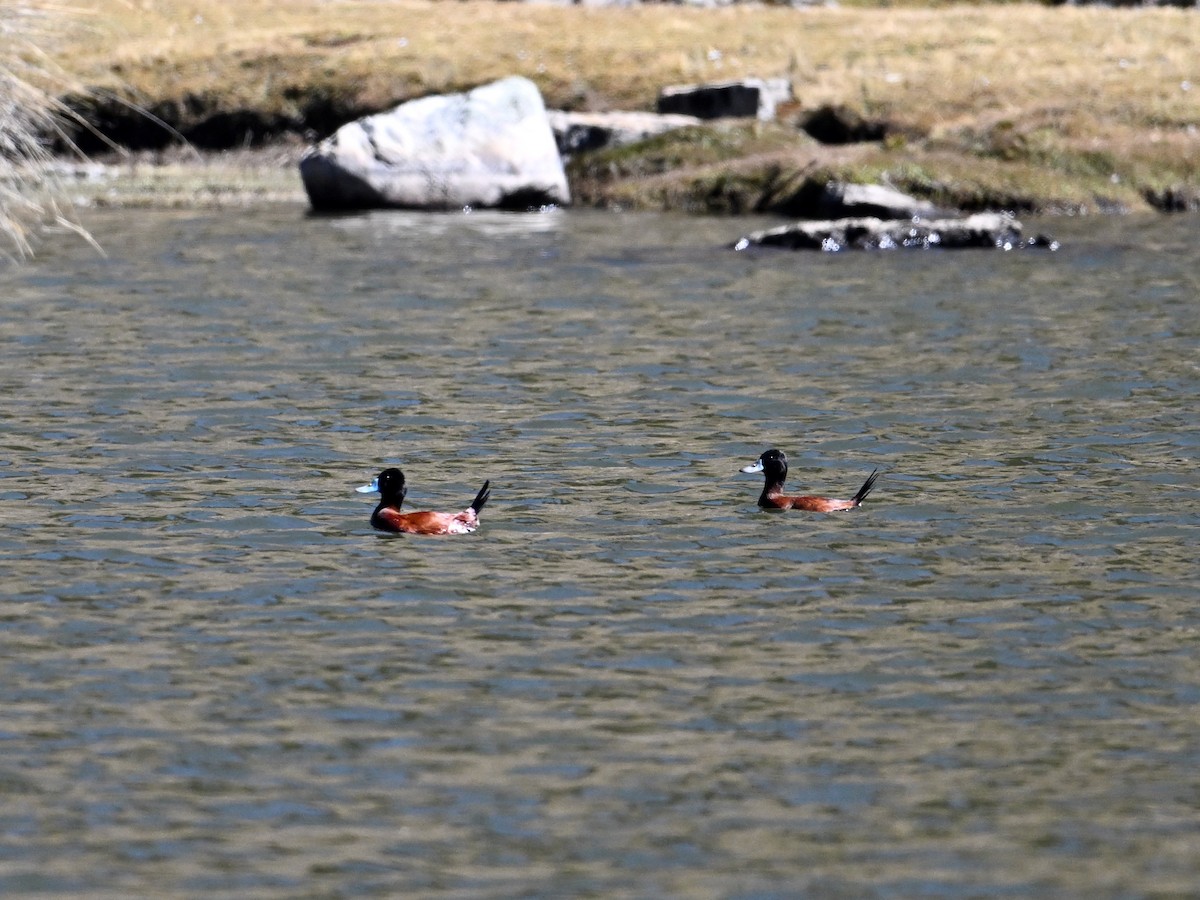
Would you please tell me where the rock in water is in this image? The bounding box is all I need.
[733,213,1059,252]
[300,76,570,212]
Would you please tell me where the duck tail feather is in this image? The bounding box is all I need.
[471,480,491,514]
[853,469,880,506]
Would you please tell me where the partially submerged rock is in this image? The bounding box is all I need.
[299,76,569,212]
[734,213,1059,252]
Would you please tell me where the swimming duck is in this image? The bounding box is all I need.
[356,467,490,534]
[740,449,878,512]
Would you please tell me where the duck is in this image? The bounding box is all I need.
[356,467,491,535]
[740,449,879,512]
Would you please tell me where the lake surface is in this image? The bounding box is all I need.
[1,206,1197,897]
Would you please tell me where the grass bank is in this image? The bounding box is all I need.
[49,0,1200,213]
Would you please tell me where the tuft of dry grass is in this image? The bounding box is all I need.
[42,0,1200,213]
[0,2,97,259]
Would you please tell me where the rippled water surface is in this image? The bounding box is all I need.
[2,207,1198,897]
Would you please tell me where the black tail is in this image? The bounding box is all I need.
[853,469,880,506]
[471,481,491,514]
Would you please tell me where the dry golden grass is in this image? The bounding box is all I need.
[47,0,1200,212]
[1,1,100,259]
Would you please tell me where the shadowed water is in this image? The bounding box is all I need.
[1,207,1197,897]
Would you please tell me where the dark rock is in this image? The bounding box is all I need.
[657,78,792,122]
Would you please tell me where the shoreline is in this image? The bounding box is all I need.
[56,145,309,210]
[59,137,1196,218]
[45,1,1197,218]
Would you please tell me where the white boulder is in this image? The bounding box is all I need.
[300,76,570,211]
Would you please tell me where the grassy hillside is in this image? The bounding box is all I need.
[42,0,1200,212]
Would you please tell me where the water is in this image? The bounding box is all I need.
[1,206,1197,897]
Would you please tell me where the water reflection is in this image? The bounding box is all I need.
[330,206,568,240]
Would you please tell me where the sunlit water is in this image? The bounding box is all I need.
[1,207,1197,897]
